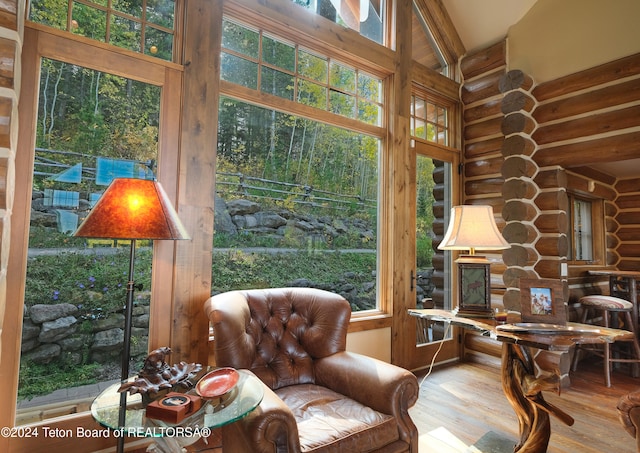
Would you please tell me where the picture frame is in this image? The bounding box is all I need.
[457,261,492,317]
[519,278,566,325]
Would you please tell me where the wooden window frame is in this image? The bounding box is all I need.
[567,192,605,266]
[3,24,182,449]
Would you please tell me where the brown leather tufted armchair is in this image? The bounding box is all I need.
[618,390,640,451]
[204,287,419,453]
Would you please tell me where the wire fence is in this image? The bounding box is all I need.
[33,148,376,213]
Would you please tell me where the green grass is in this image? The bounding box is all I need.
[18,358,102,401]
[212,249,376,291]
[21,244,376,400]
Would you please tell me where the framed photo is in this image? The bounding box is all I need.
[519,278,566,325]
[458,261,491,316]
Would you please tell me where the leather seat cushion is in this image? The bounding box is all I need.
[276,383,399,452]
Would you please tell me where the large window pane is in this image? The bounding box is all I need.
[17,59,160,424]
[415,156,453,345]
[215,97,379,311]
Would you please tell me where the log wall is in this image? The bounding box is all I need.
[532,53,640,296]
[459,41,508,308]
[460,45,640,384]
[462,45,640,311]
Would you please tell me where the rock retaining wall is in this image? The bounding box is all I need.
[21,294,150,367]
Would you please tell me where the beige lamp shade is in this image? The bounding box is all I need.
[438,205,509,255]
[74,178,190,240]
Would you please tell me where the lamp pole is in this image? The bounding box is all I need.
[117,238,137,453]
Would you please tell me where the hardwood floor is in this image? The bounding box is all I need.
[412,354,639,453]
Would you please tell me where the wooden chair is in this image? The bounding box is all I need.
[572,295,640,387]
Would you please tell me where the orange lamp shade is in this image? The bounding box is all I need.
[74,178,189,240]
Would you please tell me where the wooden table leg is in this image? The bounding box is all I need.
[501,343,574,453]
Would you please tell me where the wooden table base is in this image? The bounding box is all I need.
[501,343,574,452]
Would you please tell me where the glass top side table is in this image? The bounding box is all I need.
[91,368,264,437]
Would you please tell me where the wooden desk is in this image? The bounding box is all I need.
[588,269,640,334]
[409,309,636,453]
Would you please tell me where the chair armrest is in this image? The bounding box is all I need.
[617,390,640,451]
[221,378,301,453]
[314,351,419,444]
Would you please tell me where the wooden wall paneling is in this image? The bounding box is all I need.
[464,156,503,178]
[533,78,640,125]
[494,67,545,311]
[501,112,536,136]
[532,52,640,102]
[570,166,616,187]
[0,156,6,210]
[502,134,535,157]
[503,244,539,267]
[459,41,508,318]
[535,190,570,211]
[616,227,639,242]
[464,97,501,123]
[616,178,640,194]
[534,258,563,279]
[460,71,503,105]
[502,178,537,200]
[464,116,502,141]
[459,40,506,80]
[534,168,568,190]
[617,244,640,258]
[501,155,537,179]
[533,104,640,146]
[498,69,533,93]
[465,177,504,196]
[616,193,640,210]
[502,221,538,248]
[534,212,569,234]
[503,199,537,222]
[535,236,569,257]
[465,136,503,159]
[565,172,617,200]
[535,125,640,169]
[501,90,535,115]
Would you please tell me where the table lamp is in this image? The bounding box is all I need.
[438,205,509,317]
[74,178,189,452]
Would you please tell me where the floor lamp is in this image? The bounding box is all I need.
[438,205,509,317]
[74,178,189,453]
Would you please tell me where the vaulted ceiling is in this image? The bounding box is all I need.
[424,0,640,179]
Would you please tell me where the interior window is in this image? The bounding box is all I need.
[568,194,603,264]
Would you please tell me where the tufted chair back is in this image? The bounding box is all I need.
[208,287,351,390]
